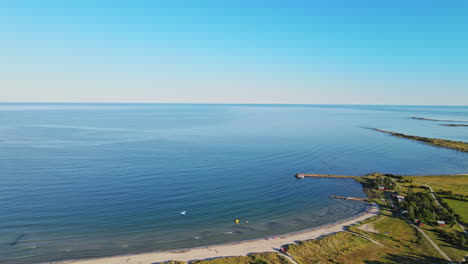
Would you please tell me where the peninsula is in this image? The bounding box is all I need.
[441,124,468,127]
[373,129,468,153]
[410,116,468,122]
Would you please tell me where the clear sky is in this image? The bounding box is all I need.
[1,0,467,105]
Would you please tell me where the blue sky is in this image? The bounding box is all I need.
[1,0,467,104]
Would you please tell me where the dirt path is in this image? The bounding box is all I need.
[425,184,441,206]
[412,224,455,264]
[346,231,383,246]
[280,252,300,264]
[425,184,467,234]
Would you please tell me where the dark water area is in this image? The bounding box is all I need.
[0,103,467,264]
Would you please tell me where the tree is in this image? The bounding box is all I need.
[408,206,415,219]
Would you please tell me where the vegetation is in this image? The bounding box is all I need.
[400,192,456,224]
[286,208,447,264]
[354,176,385,200]
[287,231,375,264]
[404,175,468,226]
[372,176,396,189]
[190,253,288,264]
[435,228,467,247]
[445,199,468,224]
[350,209,446,263]
[410,116,468,122]
[362,174,468,262]
[441,124,468,127]
[436,190,468,201]
[422,226,468,261]
[373,129,468,153]
[407,175,468,196]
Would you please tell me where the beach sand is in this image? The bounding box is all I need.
[58,204,379,264]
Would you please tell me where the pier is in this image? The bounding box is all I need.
[295,173,358,179]
[330,195,367,201]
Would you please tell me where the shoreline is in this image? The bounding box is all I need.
[55,204,379,264]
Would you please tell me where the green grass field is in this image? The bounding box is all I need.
[408,175,468,196]
[445,199,468,221]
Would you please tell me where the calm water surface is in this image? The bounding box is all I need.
[0,104,467,264]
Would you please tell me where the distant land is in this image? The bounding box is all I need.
[440,124,468,127]
[410,116,468,122]
[373,129,468,153]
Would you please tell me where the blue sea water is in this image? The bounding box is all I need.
[0,103,467,264]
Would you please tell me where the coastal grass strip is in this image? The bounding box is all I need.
[374,129,468,153]
[410,117,468,122]
[440,124,468,127]
[190,252,289,264]
[287,232,374,264]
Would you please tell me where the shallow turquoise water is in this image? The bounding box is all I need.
[0,104,467,264]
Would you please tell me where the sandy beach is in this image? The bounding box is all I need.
[57,204,379,264]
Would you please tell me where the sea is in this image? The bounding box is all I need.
[0,103,467,264]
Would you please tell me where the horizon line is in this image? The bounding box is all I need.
[0,102,467,107]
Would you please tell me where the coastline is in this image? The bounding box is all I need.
[56,204,379,264]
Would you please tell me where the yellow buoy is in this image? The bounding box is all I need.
[235,219,239,224]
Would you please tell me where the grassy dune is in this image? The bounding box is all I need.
[190,253,289,264]
[287,232,373,264]
[374,129,468,153]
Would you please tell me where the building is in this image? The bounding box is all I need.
[396,195,405,203]
[437,220,446,226]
